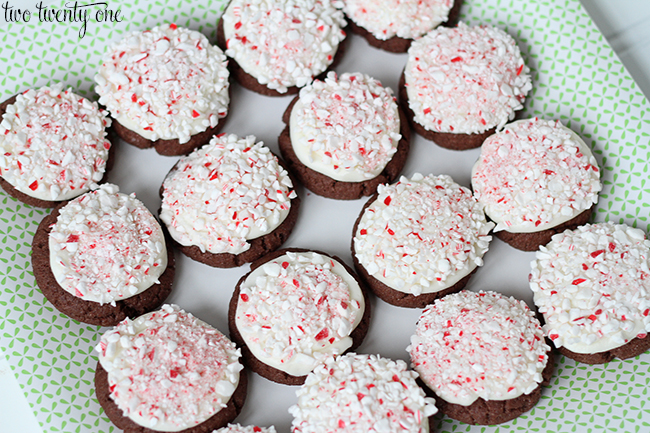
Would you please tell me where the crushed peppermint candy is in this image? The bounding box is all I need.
[530,222,650,354]
[222,0,347,93]
[236,251,364,376]
[48,184,167,305]
[289,353,437,432]
[408,290,549,406]
[160,134,296,255]
[0,85,111,201]
[97,304,243,431]
[472,118,602,233]
[343,0,453,40]
[214,424,277,433]
[405,22,531,134]
[354,173,493,296]
[290,71,401,182]
[95,23,230,144]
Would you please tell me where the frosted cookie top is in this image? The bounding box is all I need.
[405,22,531,134]
[354,173,493,296]
[408,290,549,406]
[236,251,365,376]
[222,0,346,93]
[289,353,437,432]
[0,85,111,201]
[95,23,230,144]
[49,184,167,305]
[530,222,650,354]
[97,304,243,432]
[343,0,453,40]
[160,134,296,255]
[472,118,602,233]
[214,425,277,433]
[289,71,401,182]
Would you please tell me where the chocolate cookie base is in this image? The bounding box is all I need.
[278,96,411,200]
[95,362,247,433]
[228,248,372,385]
[555,333,650,364]
[31,203,175,326]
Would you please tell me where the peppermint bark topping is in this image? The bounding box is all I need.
[530,223,650,354]
[160,134,296,255]
[49,184,167,305]
[289,353,437,432]
[290,71,401,182]
[215,425,277,433]
[95,24,230,143]
[405,22,531,134]
[0,85,111,201]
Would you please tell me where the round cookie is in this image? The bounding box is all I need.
[31,184,174,326]
[472,118,602,251]
[399,22,531,150]
[529,222,650,364]
[215,425,276,433]
[95,304,246,433]
[0,86,114,207]
[217,0,347,96]
[159,133,300,268]
[95,23,230,156]
[289,353,438,432]
[228,248,371,385]
[278,71,410,200]
[408,290,554,425]
[352,173,494,308]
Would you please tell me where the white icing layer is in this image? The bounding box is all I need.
[160,134,296,255]
[215,425,277,433]
[289,71,401,182]
[223,0,346,93]
[405,22,531,134]
[530,222,650,354]
[354,173,493,296]
[0,85,111,201]
[289,353,437,432]
[408,290,549,406]
[96,304,243,432]
[95,23,229,144]
[49,184,167,305]
[236,251,364,376]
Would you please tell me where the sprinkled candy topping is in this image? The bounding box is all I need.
[405,22,531,134]
[95,24,230,144]
[160,134,296,255]
[354,173,493,296]
[236,251,364,376]
[0,85,111,201]
[343,0,453,40]
[49,184,167,305]
[530,222,650,354]
[97,304,243,431]
[408,290,549,406]
[290,71,401,182]
[223,0,347,93]
[214,424,277,433]
[472,118,602,233]
[289,353,437,432]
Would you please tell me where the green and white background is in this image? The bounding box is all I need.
[1,0,649,431]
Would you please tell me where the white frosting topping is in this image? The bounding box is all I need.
[408,290,549,406]
[289,71,401,182]
[214,425,277,433]
[160,134,296,255]
[472,118,602,233]
[0,85,111,201]
[530,222,650,354]
[289,353,437,432]
[223,0,346,93]
[354,173,493,296]
[343,0,453,40]
[95,23,230,144]
[49,184,167,305]
[405,22,531,134]
[236,251,364,376]
[96,304,243,432]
